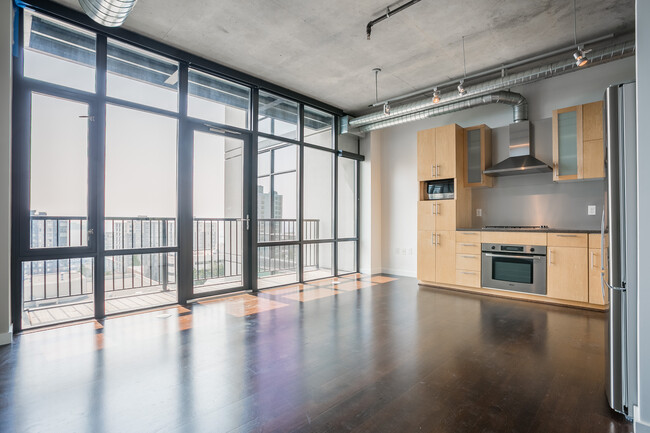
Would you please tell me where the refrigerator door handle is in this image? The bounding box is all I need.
[601,206,606,300]
[604,279,626,292]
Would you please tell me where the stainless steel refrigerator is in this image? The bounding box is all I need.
[604,82,637,418]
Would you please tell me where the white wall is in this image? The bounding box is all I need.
[635,1,650,431]
[359,130,382,274]
[0,0,13,345]
[368,57,635,277]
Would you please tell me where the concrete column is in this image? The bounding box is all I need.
[359,130,382,275]
[635,2,650,431]
[0,0,13,345]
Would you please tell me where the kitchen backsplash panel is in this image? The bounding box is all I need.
[471,119,605,230]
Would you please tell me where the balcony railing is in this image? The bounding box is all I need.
[25,216,322,303]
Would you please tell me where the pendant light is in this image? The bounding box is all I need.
[458,36,468,96]
[373,68,391,116]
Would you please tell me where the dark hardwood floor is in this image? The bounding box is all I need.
[0,274,632,432]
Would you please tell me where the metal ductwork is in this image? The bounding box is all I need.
[357,91,528,133]
[348,39,635,132]
[78,0,137,27]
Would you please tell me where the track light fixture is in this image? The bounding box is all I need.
[571,0,589,67]
[573,47,589,67]
[457,80,466,96]
[79,0,137,27]
[432,87,441,103]
[383,102,391,115]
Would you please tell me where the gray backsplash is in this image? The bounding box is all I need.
[470,118,605,230]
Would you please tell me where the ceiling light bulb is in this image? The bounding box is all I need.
[432,88,441,104]
[457,81,466,96]
[574,49,588,67]
[383,102,390,115]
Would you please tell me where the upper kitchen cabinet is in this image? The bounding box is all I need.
[464,124,492,188]
[417,124,462,180]
[552,101,604,182]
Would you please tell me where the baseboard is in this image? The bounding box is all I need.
[359,267,383,275]
[381,267,417,278]
[634,406,650,432]
[0,324,13,346]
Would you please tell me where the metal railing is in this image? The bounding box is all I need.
[25,215,323,303]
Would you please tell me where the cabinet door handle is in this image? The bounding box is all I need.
[461,271,477,275]
[431,165,435,177]
[557,234,578,237]
[432,203,436,215]
[436,164,440,177]
[460,243,476,247]
[436,203,440,215]
[461,255,477,259]
[431,233,435,245]
[436,234,440,245]
[549,249,554,264]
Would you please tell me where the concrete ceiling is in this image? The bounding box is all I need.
[53,0,634,115]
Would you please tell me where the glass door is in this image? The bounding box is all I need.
[20,92,98,329]
[191,128,249,297]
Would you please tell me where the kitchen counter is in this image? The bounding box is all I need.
[456,227,602,233]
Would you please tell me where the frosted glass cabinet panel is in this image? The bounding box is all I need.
[463,125,492,188]
[552,105,583,181]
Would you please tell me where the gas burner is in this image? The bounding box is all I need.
[483,225,550,230]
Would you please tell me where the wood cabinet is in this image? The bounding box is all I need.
[464,125,493,188]
[552,101,604,181]
[417,200,456,232]
[417,230,455,284]
[417,231,436,282]
[588,233,609,305]
[417,124,462,181]
[547,247,589,303]
[455,231,480,287]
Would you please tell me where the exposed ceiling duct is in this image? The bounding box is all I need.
[346,38,635,133]
[355,91,528,133]
[78,0,137,27]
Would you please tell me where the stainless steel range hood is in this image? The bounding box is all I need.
[483,121,552,176]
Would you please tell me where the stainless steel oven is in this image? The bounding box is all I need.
[481,243,547,295]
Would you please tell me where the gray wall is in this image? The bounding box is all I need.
[635,1,650,431]
[0,1,12,344]
[364,56,635,277]
[472,119,605,230]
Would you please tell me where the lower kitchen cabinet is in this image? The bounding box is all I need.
[417,230,455,284]
[547,246,589,302]
[436,231,456,284]
[589,247,608,305]
[417,230,436,282]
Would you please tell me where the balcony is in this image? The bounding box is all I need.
[23,216,325,328]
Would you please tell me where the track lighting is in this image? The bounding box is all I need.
[573,47,589,67]
[383,102,391,115]
[432,88,441,103]
[79,0,137,27]
[457,80,466,96]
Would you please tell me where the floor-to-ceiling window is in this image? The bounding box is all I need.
[12,6,358,330]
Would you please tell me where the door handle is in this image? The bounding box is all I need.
[549,249,553,264]
[436,203,440,215]
[436,233,440,245]
[436,164,440,177]
[461,255,477,259]
[557,234,578,238]
[460,271,476,275]
[460,243,476,247]
[431,233,435,245]
[88,228,94,236]
[484,253,541,260]
[242,214,250,230]
[431,165,435,177]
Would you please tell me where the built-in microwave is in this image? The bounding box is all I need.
[426,179,454,200]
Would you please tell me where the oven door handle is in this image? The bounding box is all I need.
[483,253,543,260]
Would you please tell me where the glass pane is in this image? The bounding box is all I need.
[188,69,250,129]
[23,11,96,92]
[303,243,333,280]
[107,39,179,112]
[466,129,482,184]
[29,93,89,248]
[22,258,94,329]
[304,106,333,148]
[193,131,244,294]
[337,241,357,275]
[492,258,533,284]
[338,134,358,153]
[258,91,298,139]
[105,253,177,314]
[304,148,333,239]
[258,245,298,289]
[338,158,357,239]
[105,105,178,250]
[558,111,578,176]
[257,140,298,242]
